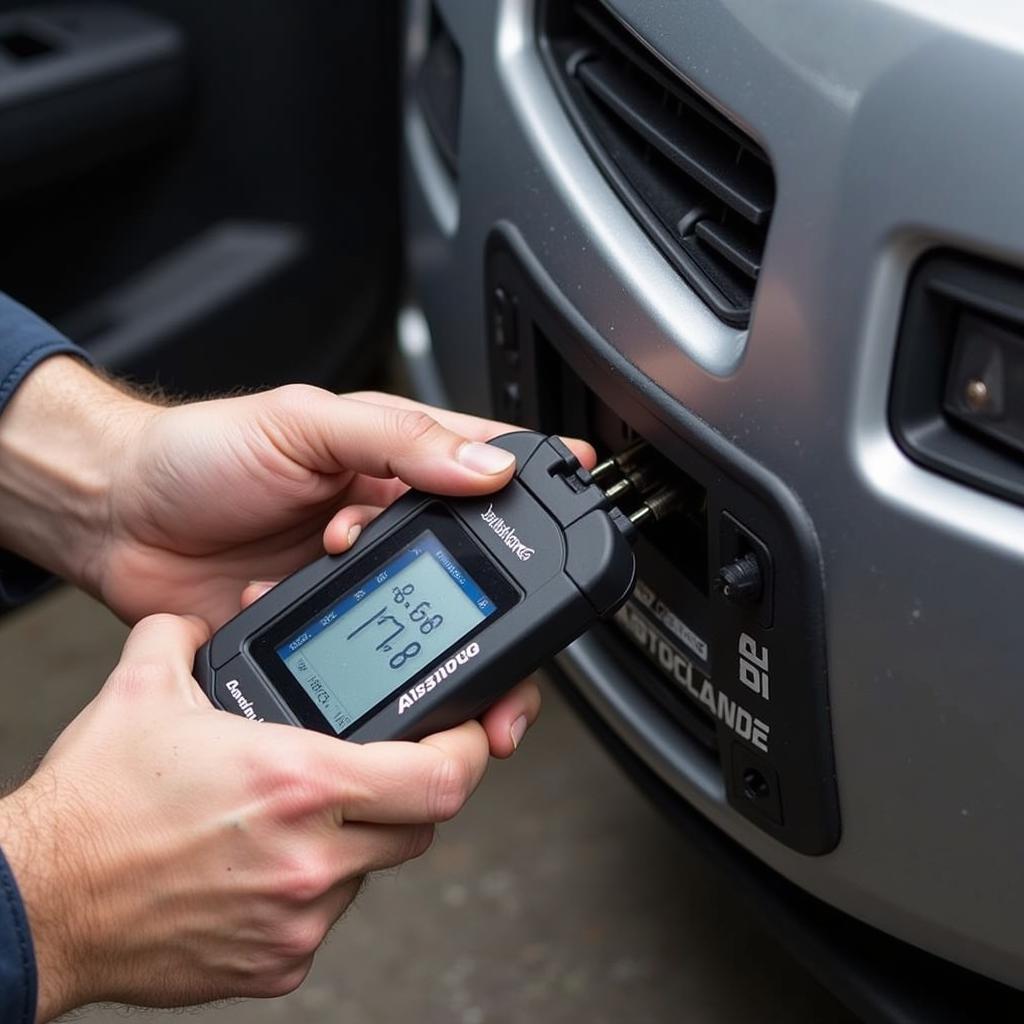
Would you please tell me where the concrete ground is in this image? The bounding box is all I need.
[0,587,858,1023]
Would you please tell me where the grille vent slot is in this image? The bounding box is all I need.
[416,3,462,177]
[543,0,775,326]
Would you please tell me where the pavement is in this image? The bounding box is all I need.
[0,586,858,1023]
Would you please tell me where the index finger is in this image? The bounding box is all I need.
[344,391,596,470]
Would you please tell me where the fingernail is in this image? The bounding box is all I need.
[510,715,528,751]
[348,524,362,547]
[457,442,516,476]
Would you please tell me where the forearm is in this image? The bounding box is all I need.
[0,356,149,592]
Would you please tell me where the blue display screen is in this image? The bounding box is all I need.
[275,530,497,731]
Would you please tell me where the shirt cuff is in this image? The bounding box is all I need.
[0,294,90,410]
[0,846,37,1024]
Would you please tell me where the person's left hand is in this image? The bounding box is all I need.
[95,385,593,627]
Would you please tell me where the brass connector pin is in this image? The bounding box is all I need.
[644,485,684,522]
[624,485,684,532]
[590,441,648,484]
[602,459,661,502]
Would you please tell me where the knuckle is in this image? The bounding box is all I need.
[345,389,388,404]
[107,661,175,700]
[256,751,327,815]
[394,408,444,447]
[428,755,473,822]
[276,855,335,905]
[254,958,314,999]
[272,917,328,962]
[269,383,328,425]
[407,824,436,861]
[272,382,322,409]
[136,611,179,633]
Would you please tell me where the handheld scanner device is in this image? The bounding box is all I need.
[194,432,638,742]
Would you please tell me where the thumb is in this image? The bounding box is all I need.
[42,615,211,767]
[114,613,212,694]
[271,390,517,495]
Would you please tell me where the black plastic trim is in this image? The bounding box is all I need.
[488,223,839,855]
[891,250,1024,506]
[539,0,774,328]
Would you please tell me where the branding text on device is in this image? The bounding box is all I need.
[480,504,535,561]
[397,641,481,713]
[225,679,265,723]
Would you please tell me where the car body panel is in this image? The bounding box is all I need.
[404,0,1024,988]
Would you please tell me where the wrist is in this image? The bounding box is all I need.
[0,356,153,592]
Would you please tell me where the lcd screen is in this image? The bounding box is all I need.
[276,530,497,732]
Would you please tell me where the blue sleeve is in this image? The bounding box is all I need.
[0,293,92,607]
[0,295,91,1018]
[0,293,87,1019]
[0,292,89,410]
[0,848,36,1024]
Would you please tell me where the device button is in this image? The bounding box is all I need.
[212,656,295,726]
[715,551,762,606]
[716,512,773,628]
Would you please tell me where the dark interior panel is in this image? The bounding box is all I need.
[0,1,401,393]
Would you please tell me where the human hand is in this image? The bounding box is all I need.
[104,386,563,756]
[0,359,589,754]
[0,360,594,627]
[0,614,498,1020]
[99,386,583,626]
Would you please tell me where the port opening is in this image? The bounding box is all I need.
[532,326,709,596]
[528,326,718,747]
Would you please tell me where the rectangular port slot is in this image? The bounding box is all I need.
[531,327,709,594]
[486,232,841,853]
[526,329,717,745]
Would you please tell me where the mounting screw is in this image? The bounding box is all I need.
[964,378,991,413]
[743,768,770,802]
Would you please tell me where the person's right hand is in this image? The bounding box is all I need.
[0,614,494,1021]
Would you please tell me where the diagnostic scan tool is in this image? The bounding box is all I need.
[195,432,642,742]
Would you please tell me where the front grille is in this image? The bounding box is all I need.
[542,0,776,327]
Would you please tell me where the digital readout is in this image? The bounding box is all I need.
[276,531,496,732]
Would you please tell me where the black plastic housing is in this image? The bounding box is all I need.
[487,225,839,856]
[891,251,1024,505]
[194,432,636,743]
